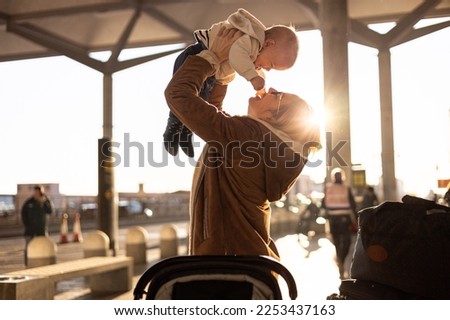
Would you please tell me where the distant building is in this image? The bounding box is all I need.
[0,195,15,216]
[1,177,323,225]
[9,183,189,222]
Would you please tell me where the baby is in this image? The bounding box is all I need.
[163,8,299,157]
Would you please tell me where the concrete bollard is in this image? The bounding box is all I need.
[126,226,149,265]
[27,236,57,268]
[160,224,179,259]
[83,230,110,257]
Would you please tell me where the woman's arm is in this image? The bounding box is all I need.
[208,83,228,111]
[164,55,222,137]
[164,28,244,143]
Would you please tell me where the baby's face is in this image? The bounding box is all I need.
[254,44,295,72]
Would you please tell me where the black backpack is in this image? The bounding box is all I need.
[350,195,450,299]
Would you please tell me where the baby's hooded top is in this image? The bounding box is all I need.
[193,8,266,85]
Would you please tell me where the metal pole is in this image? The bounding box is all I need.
[320,0,352,184]
[378,48,398,201]
[98,73,119,255]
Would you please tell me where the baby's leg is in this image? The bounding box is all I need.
[163,43,206,157]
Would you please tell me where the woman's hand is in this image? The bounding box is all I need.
[209,27,243,63]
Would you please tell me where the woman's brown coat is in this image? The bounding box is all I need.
[165,55,309,260]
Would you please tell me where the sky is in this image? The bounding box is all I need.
[0,24,449,198]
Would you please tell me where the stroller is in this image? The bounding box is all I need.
[133,255,297,300]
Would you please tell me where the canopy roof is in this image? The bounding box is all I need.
[1,0,450,65]
[3,0,450,242]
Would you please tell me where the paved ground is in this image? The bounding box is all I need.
[54,233,354,300]
[1,223,356,300]
[108,235,350,300]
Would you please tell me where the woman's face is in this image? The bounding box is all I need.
[247,88,283,121]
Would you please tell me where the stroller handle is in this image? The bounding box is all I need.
[133,255,298,300]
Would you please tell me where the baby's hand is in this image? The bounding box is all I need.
[256,88,266,97]
[250,76,265,91]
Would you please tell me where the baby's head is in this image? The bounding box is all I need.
[255,25,299,71]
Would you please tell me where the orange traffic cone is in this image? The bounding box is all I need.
[59,213,69,244]
[72,212,83,243]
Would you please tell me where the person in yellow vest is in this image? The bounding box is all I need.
[322,168,357,278]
